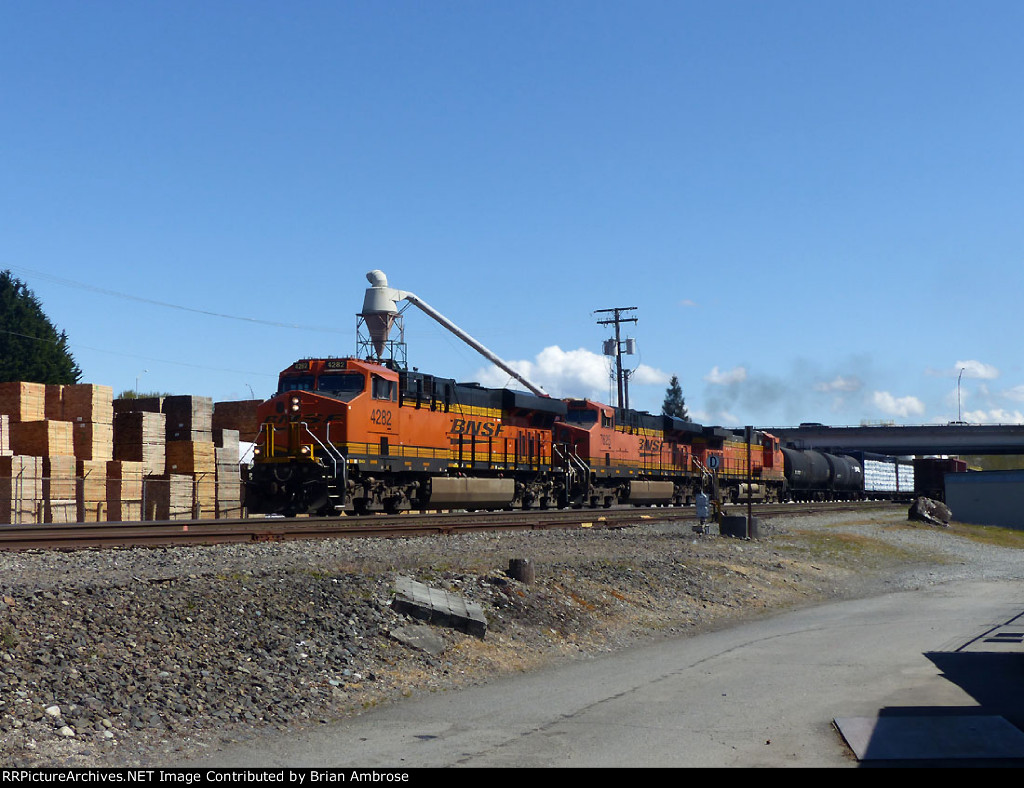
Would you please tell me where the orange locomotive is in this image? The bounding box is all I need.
[246,357,567,515]
[246,356,787,515]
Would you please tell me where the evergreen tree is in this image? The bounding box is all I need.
[662,374,689,421]
[0,270,82,384]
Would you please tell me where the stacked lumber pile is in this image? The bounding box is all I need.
[0,415,10,456]
[166,440,216,518]
[106,461,144,522]
[10,420,74,456]
[0,383,250,524]
[213,400,261,442]
[77,459,108,522]
[113,411,166,476]
[42,456,77,523]
[148,473,193,520]
[164,395,213,442]
[214,428,243,518]
[164,396,215,518]
[0,455,42,523]
[0,383,46,523]
[41,384,115,522]
[62,385,114,462]
[0,382,45,422]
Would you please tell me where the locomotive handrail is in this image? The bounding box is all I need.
[324,423,349,503]
[298,421,339,481]
[553,442,590,485]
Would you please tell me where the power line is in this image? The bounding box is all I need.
[0,326,275,378]
[7,265,347,334]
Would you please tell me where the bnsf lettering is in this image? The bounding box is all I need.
[265,414,343,426]
[450,418,504,437]
[640,438,662,453]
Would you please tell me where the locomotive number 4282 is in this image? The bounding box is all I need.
[370,408,393,427]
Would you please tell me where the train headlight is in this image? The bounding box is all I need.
[290,396,301,413]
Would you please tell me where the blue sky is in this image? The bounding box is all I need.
[3,1,1022,428]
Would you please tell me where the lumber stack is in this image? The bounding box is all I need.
[213,400,261,442]
[164,395,213,442]
[0,455,43,524]
[77,459,107,522]
[42,456,77,523]
[214,428,243,518]
[113,396,163,415]
[113,411,166,476]
[0,382,46,423]
[42,384,115,461]
[0,415,11,456]
[106,460,144,522]
[147,473,193,520]
[10,421,75,457]
[0,383,252,524]
[166,440,217,518]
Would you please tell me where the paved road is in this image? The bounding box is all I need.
[180,579,1024,768]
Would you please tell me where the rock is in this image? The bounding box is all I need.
[908,497,952,526]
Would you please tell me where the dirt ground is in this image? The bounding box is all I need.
[2,504,1016,767]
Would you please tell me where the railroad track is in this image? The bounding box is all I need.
[0,500,904,552]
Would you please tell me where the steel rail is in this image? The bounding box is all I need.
[0,501,902,552]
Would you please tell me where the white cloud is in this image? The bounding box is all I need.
[679,298,698,308]
[813,375,861,393]
[1003,385,1024,402]
[943,360,1000,379]
[962,408,1024,424]
[704,365,747,385]
[473,345,669,400]
[872,391,925,418]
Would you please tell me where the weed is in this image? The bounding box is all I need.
[1,624,17,649]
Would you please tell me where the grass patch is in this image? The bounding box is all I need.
[942,521,1024,549]
[781,529,929,567]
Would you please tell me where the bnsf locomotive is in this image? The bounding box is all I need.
[245,356,789,516]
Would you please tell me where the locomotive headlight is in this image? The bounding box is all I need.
[290,396,301,413]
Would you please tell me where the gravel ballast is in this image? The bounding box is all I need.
[1,506,1021,767]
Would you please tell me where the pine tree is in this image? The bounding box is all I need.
[662,374,689,421]
[0,270,82,384]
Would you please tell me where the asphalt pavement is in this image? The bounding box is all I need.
[177,578,1024,768]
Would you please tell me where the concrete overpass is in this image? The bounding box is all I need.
[765,423,1024,456]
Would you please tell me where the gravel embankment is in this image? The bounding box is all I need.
[1,506,1021,767]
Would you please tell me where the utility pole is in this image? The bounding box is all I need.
[596,307,638,410]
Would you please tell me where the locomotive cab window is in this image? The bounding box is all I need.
[317,373,365,401]
[371,375,397,401]
[278,375,315,394]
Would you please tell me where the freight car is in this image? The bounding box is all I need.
[244,355,795,516]
[780,447,918,502]
[913,457,968,502]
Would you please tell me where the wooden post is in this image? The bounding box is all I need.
[508,558,535,584]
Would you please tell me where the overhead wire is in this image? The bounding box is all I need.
[6,265,348,333]
[0,326,275,378]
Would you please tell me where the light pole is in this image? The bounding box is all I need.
[957,367,965,423]
[136,369,148,397]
